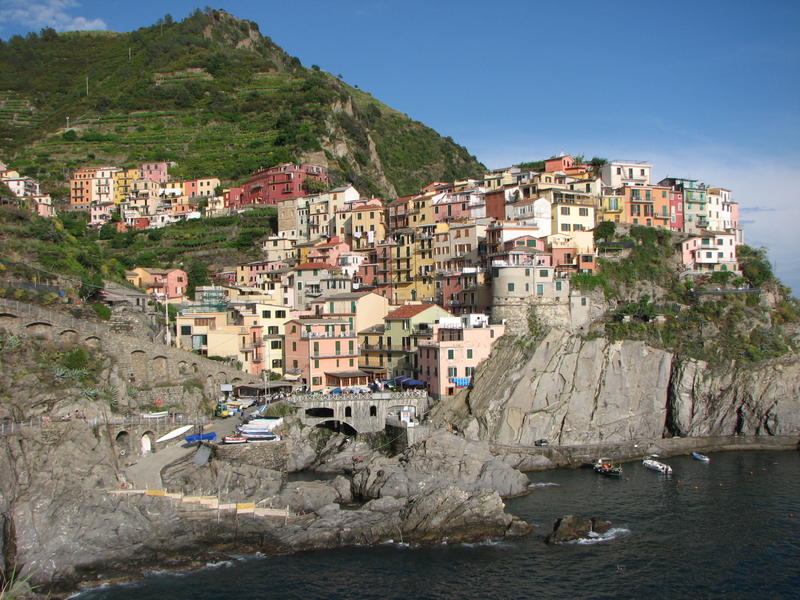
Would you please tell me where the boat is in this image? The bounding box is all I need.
[141,411,169,419]
[223,436,248,444]
[240,432,278,441]
[184,432,217,443]
[155,424,193,443]
[691,452,710,462]
[594,458,622,477]
[643,458,673,474]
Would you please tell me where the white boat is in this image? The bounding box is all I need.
[155,424,193,443]
[141,411,169,419]
[643,458,673,474]
[692,452,710,463]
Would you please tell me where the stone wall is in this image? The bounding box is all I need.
[0,298,260,403]
[214,440,289,471]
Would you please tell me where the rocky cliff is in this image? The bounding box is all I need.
[432,329,800,446]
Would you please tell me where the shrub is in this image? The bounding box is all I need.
[92,303,112,320]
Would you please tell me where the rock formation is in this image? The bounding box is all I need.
[432,329,800,446]
[546,515,612,543]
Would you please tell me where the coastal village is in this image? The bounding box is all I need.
[0,155,746,398]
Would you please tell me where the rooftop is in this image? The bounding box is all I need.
[386,303,438,320]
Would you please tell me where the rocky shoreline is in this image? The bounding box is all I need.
[2,408,797,600]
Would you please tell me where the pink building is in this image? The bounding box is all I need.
[679,233,739,273]
[544,155,575,172]
[669,190,685,232]
[417,316,505,399]
[225,187,245,211]
[307,239,350,267]
[242,163,328,206]
[125,267,188,300]
[140,162,169,184]
[284,317,365,391]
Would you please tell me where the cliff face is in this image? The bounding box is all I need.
[432,329,800,446]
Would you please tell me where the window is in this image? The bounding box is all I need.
[447,366,457,378]
[447,349,455,360]
[536,284,543,296]
[581,297,587,306]
[556,281,562,291]
[370,406,377,417]
[313,342,319,354]
[507,282,515,292]
[335,341,341,355]
[314,359,319,368]
[180,325,191,335]
[560,206,570,215]
[345,406,352,417]
[466,349,473,359]
[261,310,271,318]
[312,376,321,386]
[579,207,589,217]
[466,367,475,376]
[540,269,548,277]
[268,326,279,335]
[561,224,571,232]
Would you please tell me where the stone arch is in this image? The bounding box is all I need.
[177,361,188,375]
[151,355,168,381]
[306,407,334,418]
[0,312,19,327]
[58,329,79,343]
[130,350,147,382]
[232,377,242,383]
[140,431,156,455]
[84,335,101,348]
[192,363,199,374]
[216,372,227,383]
[115,430,131,456]
[315,419,358,436]
[25,321,52,337]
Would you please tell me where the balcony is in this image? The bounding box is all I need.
[301,331,357,339]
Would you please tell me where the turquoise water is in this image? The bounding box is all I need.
[77,450,800,599]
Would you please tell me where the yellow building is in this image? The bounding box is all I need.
[113,168,140,203]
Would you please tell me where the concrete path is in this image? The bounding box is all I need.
[124,443,195,490]
[123,417,242,489]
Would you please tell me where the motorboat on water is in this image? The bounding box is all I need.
[643,458,673,474]
[691,452,710,463]
[594,458,622,477]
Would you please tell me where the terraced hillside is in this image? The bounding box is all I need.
[0,9,485,198]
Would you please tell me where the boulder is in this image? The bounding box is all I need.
[400,485,531,544]
[276,481,339,514]
[545,515,612,543]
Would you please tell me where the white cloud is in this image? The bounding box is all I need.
[0,0,107,33]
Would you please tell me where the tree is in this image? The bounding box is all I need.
[594,221,616,242]
[302,178,328,194]
[62,130,78,141]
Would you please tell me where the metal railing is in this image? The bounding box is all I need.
[0,413,209,437]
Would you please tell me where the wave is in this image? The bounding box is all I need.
[566,527,631,545]
[529,482,560,488]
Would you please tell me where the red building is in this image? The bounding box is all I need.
[242,163,328,206]
[224,187,245,211]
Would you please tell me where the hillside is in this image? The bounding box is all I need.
[0,9,485,199]
[0,204,276,299]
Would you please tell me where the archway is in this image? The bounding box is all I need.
[306,407,334,418]
[315,420,358,436]
[115,430,131,457]
[140,431,155,455]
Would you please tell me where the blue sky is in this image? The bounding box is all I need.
[2,0,799,292]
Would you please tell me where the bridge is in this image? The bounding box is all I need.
[290,390,431,434]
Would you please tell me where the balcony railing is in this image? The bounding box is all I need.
[300,331,357,339]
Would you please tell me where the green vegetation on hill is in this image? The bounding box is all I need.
[573,225,800,365]
[0,9,485,198]
[0,204,276,299]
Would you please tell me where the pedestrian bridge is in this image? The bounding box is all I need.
[289,390,431,434]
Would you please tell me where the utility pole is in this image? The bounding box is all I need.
[85,76,89,96]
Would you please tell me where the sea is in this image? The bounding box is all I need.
[76,450,799,600]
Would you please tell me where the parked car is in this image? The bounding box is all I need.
[534,439,549,447]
